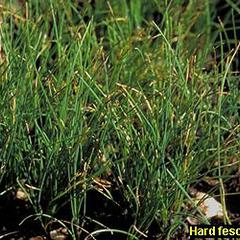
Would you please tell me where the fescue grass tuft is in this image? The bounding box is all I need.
[0,1,239,239]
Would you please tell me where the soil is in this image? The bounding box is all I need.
[1,181,240,240]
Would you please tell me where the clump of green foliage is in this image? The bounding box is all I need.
[0,0,239,239]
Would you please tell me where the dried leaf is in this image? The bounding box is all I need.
[193,190,223,219]
[29,236,46,240]
[50,227,68,240]
[15,189,28,201]
[92,177,112,189]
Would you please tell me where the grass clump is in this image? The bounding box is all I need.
[0,0,239,239]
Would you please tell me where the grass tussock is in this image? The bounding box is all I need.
[0,0,239,239]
